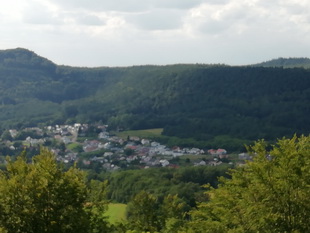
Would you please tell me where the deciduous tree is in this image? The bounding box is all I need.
[0,148,109,233]
[187,135,310,232]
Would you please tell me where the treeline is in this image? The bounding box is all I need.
[253,57,310,68]
[104,165,230,206]
[0,49,309,150]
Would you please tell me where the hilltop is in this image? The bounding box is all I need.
[0,48,309,150]
[252,57,310,68]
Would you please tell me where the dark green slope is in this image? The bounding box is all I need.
[0,48,309,150]
[253,57,310,68]
[89,66,310,142]
[0,49,108,126]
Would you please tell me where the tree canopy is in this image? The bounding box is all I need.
[0,148,109,233]
[186,135,310,232]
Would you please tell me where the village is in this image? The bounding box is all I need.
[0,123,251,171]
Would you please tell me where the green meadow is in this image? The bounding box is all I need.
[114,128,163,140]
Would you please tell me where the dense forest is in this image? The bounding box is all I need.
[0,48,309,151]
[253,57,310,68]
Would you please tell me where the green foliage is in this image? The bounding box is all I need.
[67,143,84,153]
[254,57,310,68]
[105,203,127,224]
[0,148,110,233]
[14,130,41,140]
[1,130,12,141]
[85,180,110,233]
[160,194,190,233]
[186,135,310,232]
[114,128,163,140]
[126,191,160,232]
[0,149,88,232]
[126,192,190,233]
[107,165,230,205]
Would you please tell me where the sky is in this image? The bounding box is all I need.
[0,0,309,67]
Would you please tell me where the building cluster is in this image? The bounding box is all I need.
[0,123,249,171]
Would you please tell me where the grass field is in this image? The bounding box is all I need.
[105,203,127,223]
[66,142,80,150]
[114,128,163,140]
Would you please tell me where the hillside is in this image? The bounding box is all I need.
[0,48,309,150]
[253,57,310,68]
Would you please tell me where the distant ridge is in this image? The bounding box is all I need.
[252,57,310,69]
[0,48,309,151]
[1,48,309,69]
[0,48,56,71]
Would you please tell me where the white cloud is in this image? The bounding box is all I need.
[75,13,106,26]
[23,1,62,25]
[126,9,185,31]
[48,0,205,12]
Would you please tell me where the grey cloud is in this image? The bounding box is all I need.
[221,6,249,21]
[127,9,184,30]
[75,14,105,26]
[49,0,205,12]
[282,3,310,16]
[150,0,205,9]
[22,2,106,27]
[199,20,231,34]
[23,2,62,25]
[286,5,307,15]
[192,2,277,36]
[50,0,151,12]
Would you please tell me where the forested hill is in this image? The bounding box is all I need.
[253,57,310,68]
[0,48,309,150]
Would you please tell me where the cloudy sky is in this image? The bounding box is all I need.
[0,0,309,67]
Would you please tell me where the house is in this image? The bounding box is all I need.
[195,160,207,166]
[151,141,160,147]
[62,136,71,144]
[83,160,91,166]
[126,155,138,163]
[98,132,109,139]
[9,129,18,138]
[103,142,112,149]
[217,149,227,155]
[129,136,140,141]
[208,148,227,157]
[25,137,45,146]
[141,139,150,145]
[187,148,205,155]
[54,135,62,140]
[104,152,113,157]
[125,144,137,150]
[209,161,223,166]
[238,153,252,160]
[159,159,170,167]
[64,153,77,161]
[83,140,101,152]
[91,156,105,163]
[219,153,228,159]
